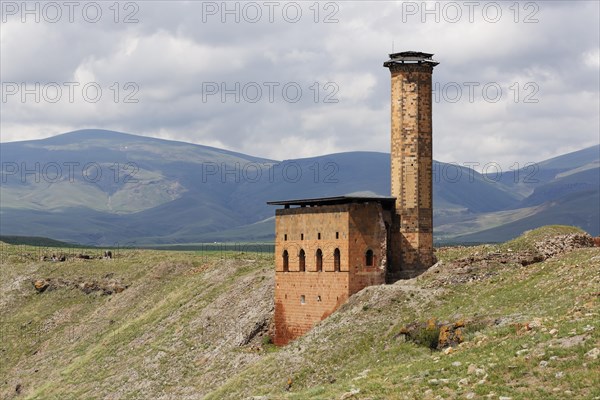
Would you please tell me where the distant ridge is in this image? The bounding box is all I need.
[18,129,277,163]
[0,235,82,248]
[1,130,597,245]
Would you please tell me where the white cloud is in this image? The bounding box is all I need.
[583,48,600,69]
[1,0,599,166]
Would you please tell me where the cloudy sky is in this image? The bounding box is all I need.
[1,1,599,170]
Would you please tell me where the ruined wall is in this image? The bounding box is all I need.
[347,203,391,293]
[274,272,349,345]
[274,205,349,273]
[388,63,435,276]
[273,203,390,345]
[273,205,351,345]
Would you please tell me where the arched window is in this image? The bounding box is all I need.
[282,250,289,272]
[316,249,323,272]
[334,248,341,272]
[365,249,374,267]
[299,249,306,272]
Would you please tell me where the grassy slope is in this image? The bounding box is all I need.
[0,247,275,399]
[1,226,598,399]
[208,233,599,399]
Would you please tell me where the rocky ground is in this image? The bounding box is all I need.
[424,232,595,287]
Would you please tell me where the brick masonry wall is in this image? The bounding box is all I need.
[274,272,349,345]
[388,63,435,273]
[274,204,351,345]
[274,205,349,273]
[273,203,390,345]
[347,203,390,293]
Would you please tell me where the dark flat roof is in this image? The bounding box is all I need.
[389,51,434,58]
[267,195,396,207]
[384,51,439,67]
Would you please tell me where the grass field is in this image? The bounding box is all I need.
[0,226,598,399]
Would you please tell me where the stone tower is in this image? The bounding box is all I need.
[268,52,440,345]
[384,51,438,278]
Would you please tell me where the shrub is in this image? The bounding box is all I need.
[412,325,441,350]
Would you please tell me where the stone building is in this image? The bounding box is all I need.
[268,51,439,346]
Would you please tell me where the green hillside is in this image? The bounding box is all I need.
[522,168,599,207]
[455,190,600,243]
[1,130,598,244]
[0,235,80,248]
[1,226,598,399]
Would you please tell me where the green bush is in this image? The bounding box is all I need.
[262,335,272,346]
[411,326,440,350]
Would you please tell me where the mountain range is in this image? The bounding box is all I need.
[1,129,598,245]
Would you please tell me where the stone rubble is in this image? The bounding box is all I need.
[32,276,128,295]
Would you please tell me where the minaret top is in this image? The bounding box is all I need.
[384,51,439,67]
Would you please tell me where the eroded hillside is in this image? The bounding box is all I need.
[0,249,274,399]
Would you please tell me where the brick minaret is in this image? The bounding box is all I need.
[384,51,438,278]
